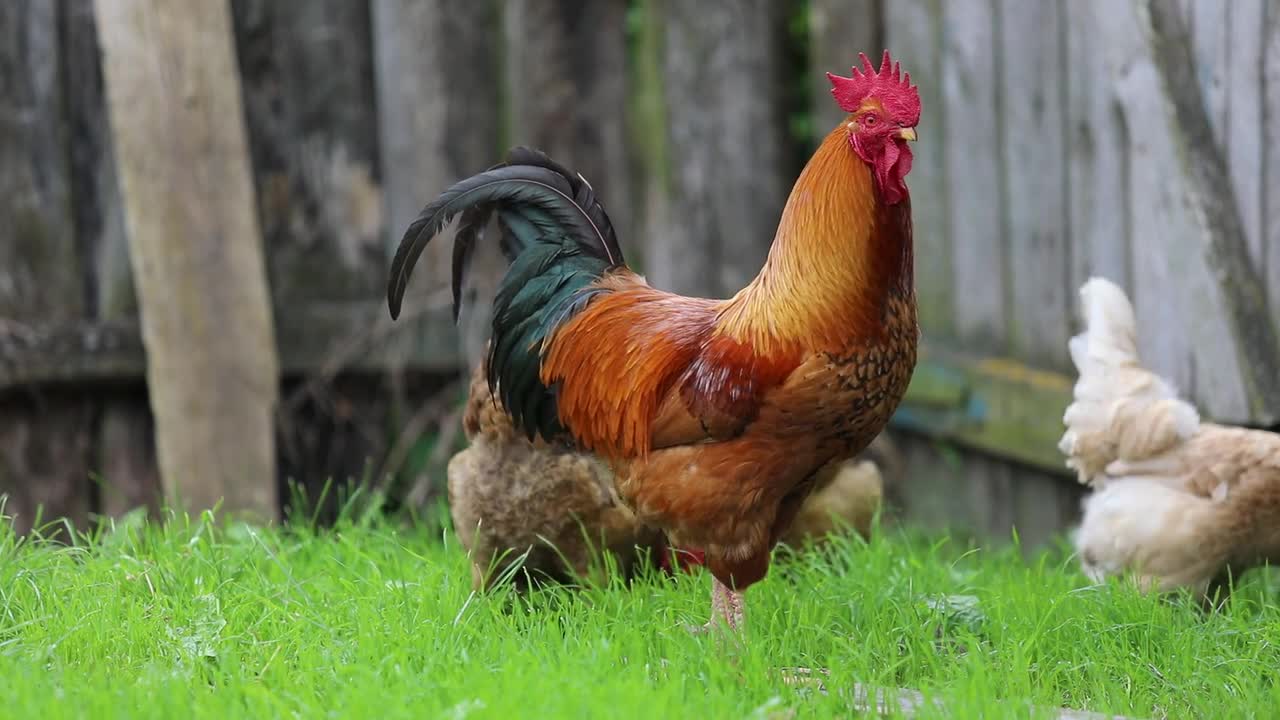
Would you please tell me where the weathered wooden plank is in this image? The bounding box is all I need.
[1141,0,1279,422]
[5,317,1078,479]
[371,0,499,504]
[279,303,459,378]
[890,344,1076,474]
[644,0,791,298]
[1187,0,1266,272]
[888,431,1083,551]
[809,0,880,135]
[0,322,141,388]
[277,374,406,524]
[503,0,633,246]
[1225,0,1266,272]
[882,0,954,338]
[0,1,93,533]
[883,432,964,534]
[966,447,1014,543]
[1065,2,1132,296]
[0,389,93,536]
[1190,0,1229,139]
[232,0,404,495]
[96,392,159,518]
[941,0,1005,347]
[62,1,128,321]
[999,0,1070,370]
[1266,0,1280,322]
[371,0,501,368]
[1103,8,1198,413]
[628,0,666,278]
[1077,0,1255,422]
[0,303,460,388]
[63,0,160,519]
[1009,463,1082,551]
[0,4,79,325]
[232,0,384,306]
[95,0,280,521]
[498,0,632,370]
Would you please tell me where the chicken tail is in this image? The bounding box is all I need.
[386,147,627,443]
[1058,277,1200,486]
[1074,479,1229,596]
[386,146,625,322]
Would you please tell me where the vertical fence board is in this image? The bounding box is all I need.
[941,0,1005,347]
[883,0,953,338]
[1267,1,1280,322]
[1000,0,1070,369]
[890,432,1083,549]
[498,0,633,372]
[1110,0,1253,421]
[96,394,159,517]
[503,0,633,245]
[1190,0,1229,138]
[1225,0,1267,273]
[1114,7,1206,411]
[809,0,879,135]
[1008,462,1082,550]
[1065,1,1132,295]
[1152,0,1280,423]
[370,0,501,500]
[0,2,93,533]
[233,0,385,307]
[232,0,393,495]
[645,0,791,298]
[372,0,500,367]
[63,1,160,518]
[95,0,280,521]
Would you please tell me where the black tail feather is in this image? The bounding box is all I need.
[386,146,625,321]
[449,206,491,322]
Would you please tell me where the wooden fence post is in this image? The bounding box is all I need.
[94,0,280,522]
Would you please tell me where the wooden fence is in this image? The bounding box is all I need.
[2,0,1277,547]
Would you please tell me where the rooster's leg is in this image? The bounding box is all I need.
[687,577,744,633]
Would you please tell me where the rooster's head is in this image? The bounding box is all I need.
[827,50,920,204]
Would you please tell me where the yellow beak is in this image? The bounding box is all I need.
[897,127,918,142]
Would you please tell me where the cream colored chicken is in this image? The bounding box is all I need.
[1060,277,1280,601]
[449,361,897,590]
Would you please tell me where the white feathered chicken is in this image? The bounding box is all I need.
[1060,277,1280,601]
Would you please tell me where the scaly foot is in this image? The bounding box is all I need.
[685,577,744,634]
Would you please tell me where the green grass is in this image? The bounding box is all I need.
[3,506,1279,720]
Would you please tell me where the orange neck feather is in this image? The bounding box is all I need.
[716,122,914,352]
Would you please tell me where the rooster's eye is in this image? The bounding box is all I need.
[863,115,878,126]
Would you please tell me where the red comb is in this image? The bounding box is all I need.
[827,50,920,124]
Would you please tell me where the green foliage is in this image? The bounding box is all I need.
[4,506,1280,718]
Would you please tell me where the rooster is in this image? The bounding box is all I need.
[450,358,895,591]
[1061,277,1280,602]
[388,51,921,632]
